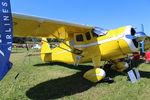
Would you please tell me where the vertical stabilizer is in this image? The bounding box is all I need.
[40,38,52,62]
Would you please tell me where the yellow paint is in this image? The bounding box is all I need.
[12,14,138,82]
[41,26,132,66]
[97,26,125,42]
[13,14,91,39]
[51,42,75,64]
[41,38,52,62]
[83,68,105,83]
[38,26,134,82]
[111,61,129,72]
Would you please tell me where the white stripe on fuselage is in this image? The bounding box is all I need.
[74,34,124,48]
[0,50,5,56]
[74,26,137,52]
[55,49,71,54]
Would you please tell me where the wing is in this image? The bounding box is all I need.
[13,13,93,39]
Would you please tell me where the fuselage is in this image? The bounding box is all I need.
[42,26,139,64]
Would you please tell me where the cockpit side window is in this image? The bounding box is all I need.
[91,29,98,37]
[85,32,91,40]
[91,27,107,37]
[76,34,83,42]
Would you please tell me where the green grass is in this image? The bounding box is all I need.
[0,49,150,100]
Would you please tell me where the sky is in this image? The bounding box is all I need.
[11,0,150,36]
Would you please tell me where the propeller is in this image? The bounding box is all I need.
[126,24,147,83]
[126,24,147,42]
[126,32,146,42]
[139,24,145,54]
[126,24,148,55]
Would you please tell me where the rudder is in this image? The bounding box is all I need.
[41,38,52,62]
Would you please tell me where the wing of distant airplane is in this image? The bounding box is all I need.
[13,13,93,39]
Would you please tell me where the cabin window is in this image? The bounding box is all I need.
[92,32,98,37]
[91,29,98,37]
[85,32,91,40]
[76,34,83,42]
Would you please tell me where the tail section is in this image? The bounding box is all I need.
[41,38,52,62]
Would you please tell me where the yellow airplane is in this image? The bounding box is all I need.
[12,13,150,83]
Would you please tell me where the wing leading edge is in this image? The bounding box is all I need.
[13,13,93,39]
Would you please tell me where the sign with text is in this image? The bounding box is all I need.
[0,0,13,80]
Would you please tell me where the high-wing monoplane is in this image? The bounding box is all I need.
[0,0,150,82]
[12,13,150,82]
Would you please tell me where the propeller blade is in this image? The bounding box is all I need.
[135,32,146,37]
[126,35,136,39]
[141,24,144,32]
[140,41,145,54]
[136,33,146,42]
[126,32,146,41]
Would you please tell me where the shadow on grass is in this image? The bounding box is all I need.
[131,59,145,68]
[27,62,115,99]
[26,72,96,100]
[34,61,150,79]
[34,62,93,71]
[132,59,150,78]
[140,71,150,78]
[27,62,95,99]
[27,61,150,99]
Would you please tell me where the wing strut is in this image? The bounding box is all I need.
[50,31,83,56]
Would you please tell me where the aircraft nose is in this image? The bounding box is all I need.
[126,24,148,42]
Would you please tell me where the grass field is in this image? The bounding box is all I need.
[0,48,150,100]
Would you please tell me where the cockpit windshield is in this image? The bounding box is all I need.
[92,27,108,36]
